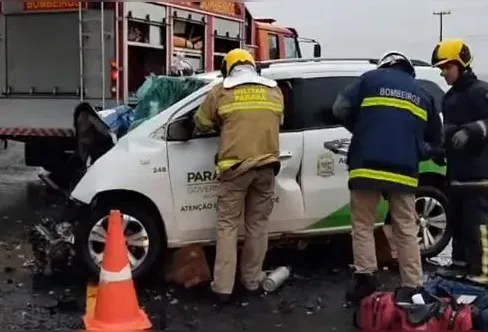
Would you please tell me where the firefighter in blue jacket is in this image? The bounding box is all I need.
[431,39,488,284]
[332,51,443,305]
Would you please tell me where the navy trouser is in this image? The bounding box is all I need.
[448,188,488,276]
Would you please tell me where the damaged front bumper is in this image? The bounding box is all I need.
[29,195,91,275]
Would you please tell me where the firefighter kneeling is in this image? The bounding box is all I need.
[332,51,442,304]
[193,49,284,304]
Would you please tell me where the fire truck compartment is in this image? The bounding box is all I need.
[1,4,115,100]
[4,13,80,95]
[0,98,79,131]
[126,3,167,97]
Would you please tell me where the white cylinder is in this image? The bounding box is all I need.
[262,266,291,292]
[411,293,425,305]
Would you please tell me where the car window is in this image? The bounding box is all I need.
[278,76,359,131]
[277,76,445,132]
[417,79,444,113]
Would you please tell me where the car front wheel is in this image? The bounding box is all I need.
[75,200,163,281]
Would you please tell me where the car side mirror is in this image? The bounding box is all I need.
[166,117,193,141]
[313,43,322,58]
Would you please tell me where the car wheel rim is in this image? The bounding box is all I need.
[415,196,447,251]
[88,214,150,271]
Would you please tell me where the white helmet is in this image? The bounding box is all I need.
[377,51,415,77]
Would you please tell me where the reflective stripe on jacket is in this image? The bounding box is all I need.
[349,168,418,188]
[361,96,428,121]
[333,67,438,192]
[194,82,284,174]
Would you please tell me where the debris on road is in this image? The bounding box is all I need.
[262,266,291,293]
[170,244,211,289]
[28,218,75,275]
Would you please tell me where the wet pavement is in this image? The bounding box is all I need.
[0,142,450,330]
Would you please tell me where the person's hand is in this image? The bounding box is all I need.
[451,128,470,149]
[428,146,446,166]
[432,154,447,166]
[443,123,459,138]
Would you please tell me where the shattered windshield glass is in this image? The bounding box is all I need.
[128,75,211,131]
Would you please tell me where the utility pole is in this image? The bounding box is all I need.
[433,10,451,41]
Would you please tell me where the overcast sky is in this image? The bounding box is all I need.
[246,0,488,75]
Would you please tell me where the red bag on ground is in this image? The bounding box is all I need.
[358,288,473,331]
[358,291,396,331]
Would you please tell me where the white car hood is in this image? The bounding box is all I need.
[70,78,221,204]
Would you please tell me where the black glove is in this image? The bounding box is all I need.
[443,123,458,141]
[432,153,447,166]
[419,142,433,161]
[451,128,470,149]
[421,143,446,165]
[463,120,488,140]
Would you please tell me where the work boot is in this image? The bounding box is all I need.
[212,291,232,306]
[345,273,379,307]
[209,283,232,306]
[234,282,263,302]
[435,260,467,279]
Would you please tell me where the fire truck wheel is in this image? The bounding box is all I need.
[75,200,163,281]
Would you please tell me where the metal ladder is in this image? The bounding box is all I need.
[78,2,119,109]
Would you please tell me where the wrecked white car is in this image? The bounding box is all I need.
[38,58,451,280]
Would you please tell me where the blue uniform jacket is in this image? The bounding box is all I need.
[332,67,442,192]
[442,71,488,185]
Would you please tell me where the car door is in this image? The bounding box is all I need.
[268,79,305,233]
[166,89,305,243]
[295,74,362,231]
[166,96,218,243]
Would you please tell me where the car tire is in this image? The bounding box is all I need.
[384,186,451,258]
[415,186,451,258]
[75,200,163,281]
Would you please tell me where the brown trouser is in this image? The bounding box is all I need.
[351,190,423,288]
[211,166,275,294]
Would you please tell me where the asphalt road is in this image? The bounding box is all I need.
[0,142,449,331]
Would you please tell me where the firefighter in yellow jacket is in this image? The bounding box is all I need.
[193,49,284,304]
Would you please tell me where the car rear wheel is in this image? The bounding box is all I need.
[385,186,451,258]
[415,186,451,258]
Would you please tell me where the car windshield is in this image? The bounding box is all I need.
[128,75,212,130]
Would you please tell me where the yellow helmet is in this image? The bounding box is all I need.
[220,48,255,78]
[431,38,473,68]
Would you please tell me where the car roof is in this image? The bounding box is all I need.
[259,57,436,76]
[193,71,222,80]
[193,57,447,91]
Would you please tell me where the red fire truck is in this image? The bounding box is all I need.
[0,2,320,174]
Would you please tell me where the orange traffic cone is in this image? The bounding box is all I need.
[83,210,152,330]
